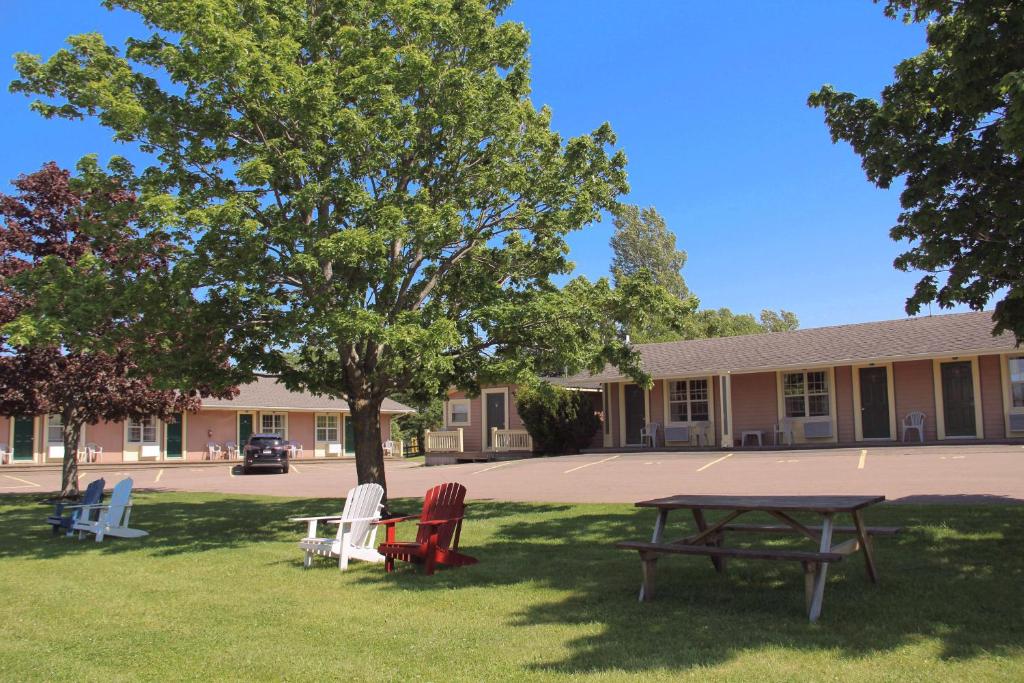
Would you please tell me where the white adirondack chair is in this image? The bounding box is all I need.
[72,478,148,542]
[292,483,385,571]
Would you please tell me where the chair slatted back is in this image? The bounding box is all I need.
[415,483,467,549]
[82,478,105,506]
[105,478,134,527]
[339,483,384,546]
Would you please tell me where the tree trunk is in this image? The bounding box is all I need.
[61,420,82,499]
[349,396,389,511]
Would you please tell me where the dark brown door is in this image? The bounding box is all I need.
[859,367,890,439]
[624,384,645,445]
[485,392,506,448]
[941,361,977,437]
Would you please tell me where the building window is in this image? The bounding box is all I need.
[783,370,830,418]
[262,413,287,437]
[1010,357,1024,408]
[448,399,470,426]
[316,414,339,442]
[668,379,710,423]
[47,415,63,444]
[127,416,157,444]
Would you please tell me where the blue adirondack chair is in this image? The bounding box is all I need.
[47,478,105,536]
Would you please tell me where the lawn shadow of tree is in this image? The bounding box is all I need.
[1,492,1021,675]
[352,500,1024,675]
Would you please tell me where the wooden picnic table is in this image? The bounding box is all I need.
[617,494,897,622]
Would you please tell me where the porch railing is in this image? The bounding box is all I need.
[491,428,533,452]
[424,428,463,453]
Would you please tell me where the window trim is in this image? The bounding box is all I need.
[446,398,471,427]
[665,378,711,425]
[126,415,159,444]
[660,376,716,447]
[46,414,64,444]
[315,413,340,443]
[260,412,288,439]
[782,370,831,419]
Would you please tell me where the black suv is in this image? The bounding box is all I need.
[242,434,290,474]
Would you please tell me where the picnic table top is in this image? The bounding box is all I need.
[634,494,885,514]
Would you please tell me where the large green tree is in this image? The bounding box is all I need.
[608,204,797,342]
[11,0,686,496]
[809,0,1024,342]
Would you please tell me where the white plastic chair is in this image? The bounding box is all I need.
[382,440,395,457]
[640,422,660,448]
[292,483,385,571]
[287,442,303,459]
[902,412,926,443]
[693,422,712,447]
[774,418,795,446]
[0,443,8,465]
[205,442,223,460]
[224,441,238,459]
[85,442,103,463]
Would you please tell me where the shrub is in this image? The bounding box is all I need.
[516,382,600,455]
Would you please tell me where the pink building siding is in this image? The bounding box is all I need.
[731,371,778,438]
[186,410,237,459]
[446,385,528,453]
[979,354,1005,439]
[0,416,9,452]
[288,412,316,455]
[86,420,124,464]
[892,360,938,442]
[834,365,856,443]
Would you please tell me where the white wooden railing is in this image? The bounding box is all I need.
[424,428,463,453]
[491,428,533,452]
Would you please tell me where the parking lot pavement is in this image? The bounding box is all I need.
[2,444,1023,504]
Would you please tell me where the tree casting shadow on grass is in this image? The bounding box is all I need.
[1,493,1021,674]
[353,501,1024,675]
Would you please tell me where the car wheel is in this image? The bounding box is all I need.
[242,466,251,475]
[281,464,289,474]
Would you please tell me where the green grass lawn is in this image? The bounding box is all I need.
[1,492,1022,681]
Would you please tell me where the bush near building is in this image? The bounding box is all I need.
[516,382,600,455]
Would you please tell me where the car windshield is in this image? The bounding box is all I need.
[249,437,283,448]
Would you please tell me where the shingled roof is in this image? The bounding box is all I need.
[563,311,1018,383]
[201,376,415,413]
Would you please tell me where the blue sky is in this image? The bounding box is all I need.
[0,1,955,328]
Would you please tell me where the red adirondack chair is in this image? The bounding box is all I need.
[376,482,478,575]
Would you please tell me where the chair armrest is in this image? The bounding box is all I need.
[290,515,343,522]
[417,517,464,527]
[326,516,380,524]
[372,515,419,526]
[61,503,108,511]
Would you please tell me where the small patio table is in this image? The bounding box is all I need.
[617,494,894,622]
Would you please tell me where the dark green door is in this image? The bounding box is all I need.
[12,416,35,461]
[859,367,891,439]
[165,414,183,458]
[485,393,506,448]
[344,417,355,456]
[941,361,977,437]
[624,384,645,445]
[238,413,254,445]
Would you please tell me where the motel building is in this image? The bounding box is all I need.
[435,311,1024,458]
[0,376,414,465]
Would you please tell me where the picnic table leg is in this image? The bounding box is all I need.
[802,560,818,615]
[808,514,834,622]
[851,510,879,584]
[692,509,725,573]
[639,552,657,602]
[639,510,668,601]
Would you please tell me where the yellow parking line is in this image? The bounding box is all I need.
[154,468,164,483]
[858,449,867,470]
[228,465,236,477]
[696,453,733,472]
[471,461,517,475]
[290,463,301,474]
[564,455,619,474]
[3,474,41,488]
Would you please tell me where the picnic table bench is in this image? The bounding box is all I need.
[616,494,900,622]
